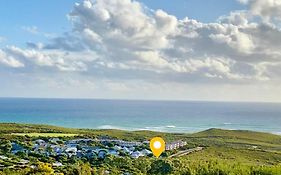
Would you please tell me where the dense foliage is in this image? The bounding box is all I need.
[0,158,281,175]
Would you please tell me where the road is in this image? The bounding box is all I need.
[168,147,204,158]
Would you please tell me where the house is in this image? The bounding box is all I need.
[108,149,119,156]
[122,147,132,154]
[65,147,77,153]
[33,143,48,153]
[0,155,8,160]
[113,145,122,150]
[130,151,144,159]
[141,149,152,156]
[179,141,187,147]
[67,139,78,144]
[49,138,61,143]
[65,147,77,157]
[51,145,64,155]
[82,146,96,151]
[165,144,176,150]
[128,147,135,152]
[66,143,78,148]
[11,143,26,154]
[118,141,141,147]
[86,151,97,159]
[67,139,93,144]
[80,139,93,144]
[76,150,85,159]
[98,149,108,159]
[52,162,63,167]
[18,159,29,165]
[35,139,46,145]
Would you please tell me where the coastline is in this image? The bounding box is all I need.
[1,122,280,136]
[1,98,280,136]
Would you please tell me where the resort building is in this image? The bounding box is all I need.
[165,140,187,150]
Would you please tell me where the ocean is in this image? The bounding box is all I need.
[0,98,280,134]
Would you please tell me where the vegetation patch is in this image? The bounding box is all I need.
[10,133,80,137]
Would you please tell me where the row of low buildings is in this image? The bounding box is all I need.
[66,138,142,147]
[165,140,187,151]
[99,139,142,147]
[10,137,188,159]
[11,137,152,159]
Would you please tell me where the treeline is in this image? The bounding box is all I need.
[1,157,281,175]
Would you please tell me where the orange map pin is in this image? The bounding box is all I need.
[150,137,165,158]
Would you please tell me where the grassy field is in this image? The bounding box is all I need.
[11,133,80,137]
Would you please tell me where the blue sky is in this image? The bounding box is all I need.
[0,0,281,102]
[140,0,245,20]
[0,0,77,46]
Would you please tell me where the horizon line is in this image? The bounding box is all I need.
[0,96,280,104]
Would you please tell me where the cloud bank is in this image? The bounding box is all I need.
[1,0,281,101]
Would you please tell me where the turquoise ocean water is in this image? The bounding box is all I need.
[0,98,280,133]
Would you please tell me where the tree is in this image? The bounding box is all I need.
[79,163,93,175]
[36,162,55,174]
[0,140,12,153]
[46,146,54,155]
[148,159,173,175]
[133,158,151,174]
[68,162,93,175]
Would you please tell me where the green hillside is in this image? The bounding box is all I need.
[194,128,281,144]
[0,123,281,174]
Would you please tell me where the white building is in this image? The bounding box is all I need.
[35,139,46,144]
[130,151,144,159]
[165,140,187,150]
[52,162,63,167]
[65,147,77,157]
[141,149,152,155]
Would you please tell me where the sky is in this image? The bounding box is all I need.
[0,0,281,102]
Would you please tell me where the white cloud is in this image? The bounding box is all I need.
[67,0,178,51]
[3,46,97,72]
[238,0,249,4]
[209,31,255,54]
[218,11,249,26]
[45,0,268,81]
[0,50,24,68]
[238,0,281,22]
[3,0,281,82]
[1,0,281,101]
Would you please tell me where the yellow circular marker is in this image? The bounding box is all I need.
[150,137,165,158]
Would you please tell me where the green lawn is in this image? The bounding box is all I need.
[11,133,79,137]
